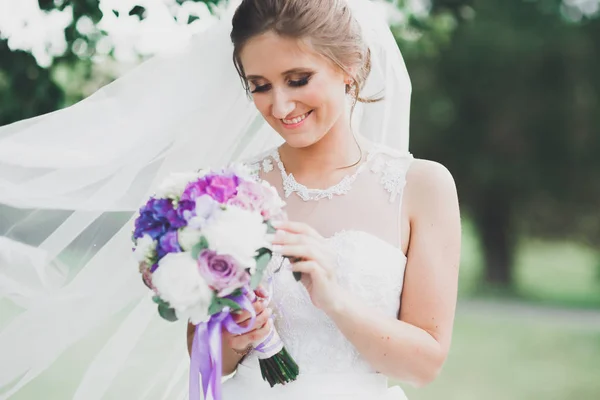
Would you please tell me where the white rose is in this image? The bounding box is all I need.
[178,227,203,251]
[133,234,156,263]
[176,302,212,325]
[152,252,212,323]
[202,206,268,268]
[155,171,205,199]
[261,180,286,208]
[227,163,255,181]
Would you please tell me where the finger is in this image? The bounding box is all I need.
[270,230,310,246]
[271,243,318,261]
[231,308,255,326]
[247,318,273,343]
[271,220,321,239]
[290,261,322,277]
[255,285,269,299]
[228,310,272,348]
[252,298,267,314]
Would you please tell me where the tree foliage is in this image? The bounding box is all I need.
[401,0,600,285]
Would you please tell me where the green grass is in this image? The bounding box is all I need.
[396,311,600,400]
[458,219,600,309]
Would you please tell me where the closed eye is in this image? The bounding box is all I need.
[288,75,312,87]
[249,73,313,94]
[251,83,271,93]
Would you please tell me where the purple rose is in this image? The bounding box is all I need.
[197,250,250,297]
[181,174,239,204]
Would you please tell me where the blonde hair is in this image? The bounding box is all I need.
[230,0,379,105]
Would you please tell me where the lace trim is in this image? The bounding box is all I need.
[270,149,372,201]
[249,144,413,202]
[370,153,414,202]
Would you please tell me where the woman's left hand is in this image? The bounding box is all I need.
[270,221,346,314]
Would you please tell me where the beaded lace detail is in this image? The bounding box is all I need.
[249,145,413,202]
[271,149,370,201]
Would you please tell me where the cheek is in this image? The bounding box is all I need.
[251,95,271,117]
[313,83,346,120]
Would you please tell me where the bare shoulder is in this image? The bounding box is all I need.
[405,159,458,202]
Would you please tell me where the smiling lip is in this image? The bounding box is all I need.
[281,110,313,129]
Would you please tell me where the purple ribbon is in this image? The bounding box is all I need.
[189,288,256,400]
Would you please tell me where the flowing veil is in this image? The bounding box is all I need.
[0,0,411,398]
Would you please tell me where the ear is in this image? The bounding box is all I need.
[343,66,358,85]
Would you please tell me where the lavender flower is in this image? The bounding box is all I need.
[157,231,181,259]
[133,198,187,240]
[181,174,239,204]
[197,250,250,297]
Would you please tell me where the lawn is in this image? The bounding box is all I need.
[397,308,600,400]
[458,219,600,309]
[395,220,600,400]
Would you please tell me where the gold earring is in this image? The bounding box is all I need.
[345,79,354,93]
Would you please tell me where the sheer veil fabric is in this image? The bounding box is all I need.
[0,0,411,398]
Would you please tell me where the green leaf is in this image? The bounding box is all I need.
[293,271,302,282]
[265,221,276,234]
[191,236,209,260]
[129,5,147,20]
[251,249,272,289]
[208,295,242,315]
[158,303,178,322]
[229,288,243,298]
[208,300,224,316]
[218,298,242,312]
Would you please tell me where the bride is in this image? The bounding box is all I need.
[0,0,460,399]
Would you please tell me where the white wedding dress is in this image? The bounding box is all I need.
[222,143,413,400]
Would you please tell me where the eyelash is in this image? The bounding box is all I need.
[250,75,313,93]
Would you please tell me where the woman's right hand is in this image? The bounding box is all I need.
[223,287,273,353]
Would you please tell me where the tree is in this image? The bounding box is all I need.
[0,0,223,125]
[400,0,600,286]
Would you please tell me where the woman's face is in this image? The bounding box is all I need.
[239,31,350,149]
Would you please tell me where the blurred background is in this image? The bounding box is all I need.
[1,0,599,399]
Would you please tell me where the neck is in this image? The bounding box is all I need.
[279,117,366,180]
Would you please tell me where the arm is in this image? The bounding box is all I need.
[327,160,461,387]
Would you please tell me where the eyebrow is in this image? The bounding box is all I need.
[246,68,313,81]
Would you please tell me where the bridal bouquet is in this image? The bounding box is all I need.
[131,164,299,400]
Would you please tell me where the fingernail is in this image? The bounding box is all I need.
[271,245,283,253]
[271,221,282,228]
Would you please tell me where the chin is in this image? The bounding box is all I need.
[266,116,326,149]
[279,132,325,149]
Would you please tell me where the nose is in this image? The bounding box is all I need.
[271,89,295,120]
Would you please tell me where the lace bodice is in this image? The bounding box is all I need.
[241,144,413,375]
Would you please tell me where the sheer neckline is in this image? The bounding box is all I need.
[270,146,381,202]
